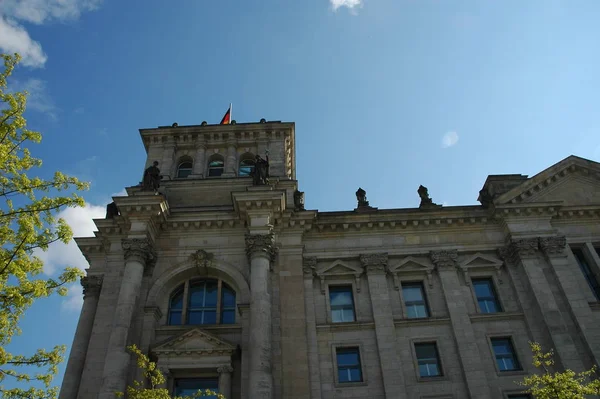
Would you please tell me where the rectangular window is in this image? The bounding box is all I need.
[174,378,218,398]
[472,278,502,313]
[414,342,442,377]
[336,347,363,383]
[491,337,521,372]
[572,248,600,300]
[507,395,531,399]
[401,282,429,318]
[329,285,356,323]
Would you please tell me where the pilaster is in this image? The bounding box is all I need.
[360,253,406,398]
[302,257,321,399]
[218,365,234,399]
[430,250,492,399]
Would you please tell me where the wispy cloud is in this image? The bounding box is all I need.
[13,78,58,119]
[74,106,85,114]
[331,0,363,12]
[62,283,84,311]
[0,0,103,67]
[442,131,459,148]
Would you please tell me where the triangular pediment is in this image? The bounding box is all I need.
[388,256,433,274]
[316,260,362,277]
[494,156,600,206]
[460,253,503,270]
[153,328,235,356]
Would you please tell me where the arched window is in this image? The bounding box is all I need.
[238,155,255,177]
[167,279,236,325]
[207,155,224,177]
[177,159,193,178]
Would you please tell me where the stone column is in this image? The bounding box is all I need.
[539,237,600,366]
[431,250,492,399]
[191,143,206,177]
[218,365,234,399]
[302,258,322,399]
[245,233,276,399]
[500,238,584,371]
[59,275,103,399]
[360,253,406,398]
[238,304,250,399]
[223,140,238,177]
[99,238,155,399]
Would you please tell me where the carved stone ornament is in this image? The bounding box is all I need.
[245,232,276,261]
[294,190,305,211]
[122,238,156,264]
[303,257,317,277]
[360,253,388,274]
[81,275,103,298]
[217,365,234,374]
[430,250,458,270]
[191,249,214,271]
[539,236,567,257]
[498,237,539,266]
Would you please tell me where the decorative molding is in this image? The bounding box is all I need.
[539,236,567,257]
[315,259,363,294]
[388,256,434,289]
[459,253,505,285]
[245,232,276,262]
[360,253,388,275]
[122,238,156,265]
[498,238,539,265]
[153,328,235,357]
[190,249,214,271]
[430,250,458,270]
[217,365,234,374]
[144,306,163,321]
[303,257,317,278]
[81,275,103,298]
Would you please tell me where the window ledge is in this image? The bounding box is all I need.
[496,370,527,377]
[470,312,524,322]
[417,375,448,383]
[333,381,368,388]
[394,317,450,327]
[157,324,242,333]
[316,322,375,332]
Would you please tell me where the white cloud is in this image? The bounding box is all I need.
[62,283,84,311]
[0,0,103,67]
[0,16,46,67]
[331,0,363,12]
[442,131,459,148]
[13,78,58,119]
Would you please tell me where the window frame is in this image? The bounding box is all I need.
[173,377,219,398]
[167,278,236,326]
[326,284,357,324]
[238,154,256,177]
[176,160,193,178]
[400,281,430,319]
[571,246,600,301]
[488,336,522,374]
[410,338,446,382]
[505,393,532,399]
[471,277,503,314]
[331,343,368,387]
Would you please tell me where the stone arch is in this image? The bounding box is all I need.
[146,257,250,323]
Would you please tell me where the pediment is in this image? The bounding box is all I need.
[388,256,433,274]
[316,260,363,277]
[494,156,600,206]
[153,328,235,356]
[460,253,503,270]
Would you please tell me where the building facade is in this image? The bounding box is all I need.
[59,120,600,399]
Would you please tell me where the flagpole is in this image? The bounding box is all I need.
[230,103,232,123]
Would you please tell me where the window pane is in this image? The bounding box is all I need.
[222,286,236,307]
[239,159,255,176]
[337,351,359,367]
[175,378,218,398]
[415,343,437,359]
[168,310,181,325]
[473,279,501,313]
[336,348,362,383]
[329,288,353,306]
[177,162,193,178]
[415,343,441,377]
[473,280,493,297]
[221,309,236,324]
[573,249,600,300]
[402,285,424,302]
[170,289,184,310]
[492,338,520,371]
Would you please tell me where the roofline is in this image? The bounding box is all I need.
[139,120,294,134]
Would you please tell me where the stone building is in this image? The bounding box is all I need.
[59,119,600,399]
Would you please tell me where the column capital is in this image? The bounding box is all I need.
[217,365,234,374]
[499,237,539,265]
[81,274,103,298]
[430,250,458,270]
[303,257,317,277]
[122,238,155,264]
[539,236,567,257]
[360,253,388,274]
[245,232,276,262]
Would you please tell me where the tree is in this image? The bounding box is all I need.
[0,53,89,399]
[518,342,600,399]
[120,345,225,399]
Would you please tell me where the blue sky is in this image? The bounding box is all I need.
[1,0,600,390]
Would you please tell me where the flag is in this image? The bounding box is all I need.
[220,104,232,124]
